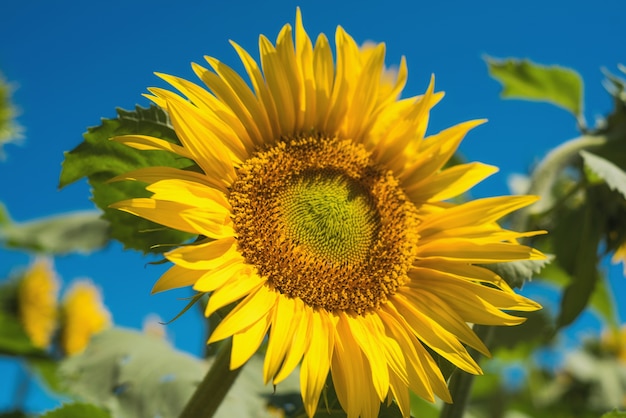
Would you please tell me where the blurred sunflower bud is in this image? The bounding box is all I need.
[60,280,112,355]
[17,258,59,350]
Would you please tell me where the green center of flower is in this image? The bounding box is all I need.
[281,170,377,265]
[229,136,420,314]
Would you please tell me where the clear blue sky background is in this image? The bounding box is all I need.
[1,0,625,413]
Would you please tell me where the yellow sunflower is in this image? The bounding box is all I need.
[111,10,543,417]
[60,280,112,355]
[18,258,59,350]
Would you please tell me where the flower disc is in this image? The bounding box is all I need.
[230,136,420,313]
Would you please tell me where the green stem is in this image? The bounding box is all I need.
[179,338,241,418]
[511,134,607,231]
[440,325,493,418]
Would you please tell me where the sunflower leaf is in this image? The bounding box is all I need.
[0,311,43,357]
[58,328,301,418]
[28,357,67,395]
[39,403,111,418]
[59,106,193,253]
[485,56,583,117]
[581,150,626,199]
[58,327,206,418]
[601,411,626,418]
[538,262,619,332]
[553,191,603,329]
[0,207,109,255]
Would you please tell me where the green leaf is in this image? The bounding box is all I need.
[601,411,626,418]
[589,275,620,332]
[409,393,439,418]
[59,327,207,418]
[59,327,303,418]
[552,194,603,328]
[481,256,552,289]
[0,208,109,254]
[0,411,29,418]
[490,310,555,354]
[27,358,66,395]
[39,403,111,418]
[0,202,9,226]
[485,56,583,117]
[581,150,626,199]
[0,311,41,357]
[539,262,619,331]
[59,106,193,253]
[0,72,23,153]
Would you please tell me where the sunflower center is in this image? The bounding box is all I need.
[281,170,377,265]
[229,136,420,314]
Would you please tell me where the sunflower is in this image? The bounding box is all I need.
[18,258,59,350]
[111,10,543,417]
[60,280,112,355]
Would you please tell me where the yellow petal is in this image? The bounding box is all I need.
[263,296,298,383]
[209,285,277,343]
[201,57,270,146]
[111,135,192,159]
[407,273,542,325]
[273,298,311,384]
[156,72,251,157]
[406,162,499,202]
[380,306,451,403]
[312,34,334,129]
[152,264,204,294]
[231,311,272,369]
[230,40,280,138]
[165,237,239,270]
[259,34,296,134]
[418,195,540,233]
[332,312,382,418]
[108,166,214,187]
[204,272,263,318]
[165,94,238,184]
[294,7,316,130]
[110,198,199,235]
[345,314,389,401]
[401,119,486,185]
[192,258,247,292]
[403,288,490,356]
[147,179,230,211]
[416,239,545,263]
[392,294,482,374]
[300,309,333,418]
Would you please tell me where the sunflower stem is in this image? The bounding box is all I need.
[440,325,494,418]
[179,338,241,418]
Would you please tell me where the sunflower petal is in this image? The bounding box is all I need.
[231,312,272,369]
[300,310,334,418]
[208,285,276,343]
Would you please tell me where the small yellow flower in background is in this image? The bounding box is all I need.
[611,242,626,276]
[60,280,112,355]
[602,325,626,364]
[111,10,544,417]
[18,258,59,349]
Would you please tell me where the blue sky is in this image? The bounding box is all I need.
[1,0,625,413]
